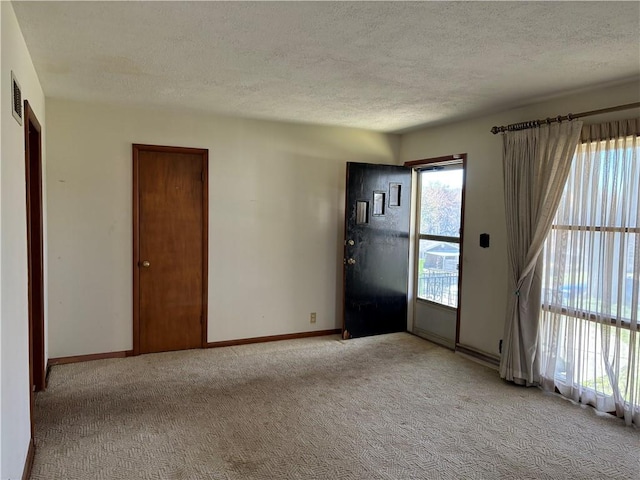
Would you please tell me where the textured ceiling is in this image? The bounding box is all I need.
[12,1,640,132]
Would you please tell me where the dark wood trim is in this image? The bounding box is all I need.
[21,439,35,480]
[49,350,134,366]
[201,152,209,347]
[49,330,339,364]
[404,154,465,169]
[408,153,467,346]
[132,144,209,355]
[24,101,45,446]
[131,143,208,155]
[456,155,467,345]
[455,344,500,367]
[48,331,339,365]
[206,329,341,349]
[132,145,140,355]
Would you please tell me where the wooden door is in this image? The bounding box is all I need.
[133,144,208,354]
[343,162,412,339]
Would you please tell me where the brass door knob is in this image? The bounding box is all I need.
[141,261,150,268]
[347,258,356,265]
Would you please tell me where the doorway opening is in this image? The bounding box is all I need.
[406,155,466,349]
[25,100,46,438]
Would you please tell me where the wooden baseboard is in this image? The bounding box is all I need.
[455,344,500,367]
[21,438,35,480]
[48,330,342,364]
[49,350,134,366]
[206,329,341,348]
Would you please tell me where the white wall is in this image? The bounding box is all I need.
[400,80,640,357]
[0,2,47,479]
[46,99,399,357]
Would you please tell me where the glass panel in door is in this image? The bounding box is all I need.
[413,163,464,348]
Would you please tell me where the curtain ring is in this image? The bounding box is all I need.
[546,118,552,125]
[567,113,573,121]
[556,115,563,123]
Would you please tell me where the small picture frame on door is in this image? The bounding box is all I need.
[356,201,369,224]
[389,183,401,207]
[373,191,385,216]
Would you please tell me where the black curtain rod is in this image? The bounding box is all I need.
[490,102,640,134]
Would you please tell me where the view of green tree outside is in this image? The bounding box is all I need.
[418,167,463,307]
[420,172,462,237]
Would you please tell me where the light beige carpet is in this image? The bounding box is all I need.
[32,333,638,479]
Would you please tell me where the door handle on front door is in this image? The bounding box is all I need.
[141,261,150,268]
[347,258,356,265]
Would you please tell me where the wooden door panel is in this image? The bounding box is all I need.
[343,162,411,339]
[135,146,207,354]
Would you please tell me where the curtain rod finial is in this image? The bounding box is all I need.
[491,126,500,134]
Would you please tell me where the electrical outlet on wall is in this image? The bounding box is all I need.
[310,312,316,324]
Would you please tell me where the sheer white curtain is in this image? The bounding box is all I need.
[539,119,639,426]
[500,121,583,385]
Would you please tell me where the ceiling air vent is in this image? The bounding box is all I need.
[11,71,22,125]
